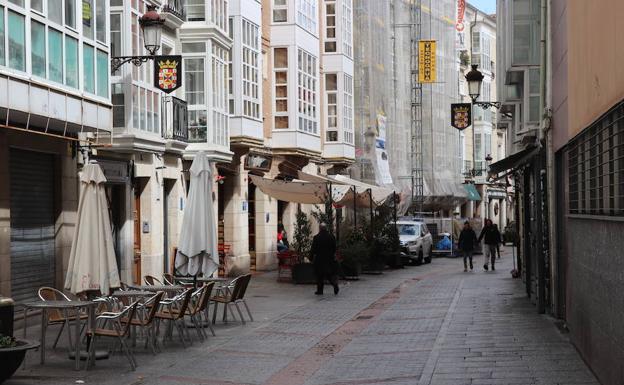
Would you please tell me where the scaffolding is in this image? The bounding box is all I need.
[353,0,463,214]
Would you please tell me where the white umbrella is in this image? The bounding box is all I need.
[175,151,219,276]
[64,163,120,295]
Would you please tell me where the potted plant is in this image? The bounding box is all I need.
[290,210,315,284]
[0,335,39,384]
[338,225,367,280]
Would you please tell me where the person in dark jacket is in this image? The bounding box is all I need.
[458,221,478,272]
[311,223,339,295]
[478,219,502,271]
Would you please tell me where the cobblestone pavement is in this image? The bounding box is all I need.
[8,248,599,385]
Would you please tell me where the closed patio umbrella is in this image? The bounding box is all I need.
[175,151,219,276]
[64,163,120,295]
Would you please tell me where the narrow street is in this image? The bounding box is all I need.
[9,248,598,385]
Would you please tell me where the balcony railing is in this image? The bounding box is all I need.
[162,0,185,20]
[162,96,188,142]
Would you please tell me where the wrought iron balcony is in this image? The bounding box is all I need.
[162,96,188,142]
[162,0,185,21]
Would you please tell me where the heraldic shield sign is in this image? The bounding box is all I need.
[451,103,472,131]
[154,55,182,93]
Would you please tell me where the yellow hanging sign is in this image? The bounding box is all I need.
[418,40,437,83]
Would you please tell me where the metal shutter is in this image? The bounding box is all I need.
[10,149,56,303]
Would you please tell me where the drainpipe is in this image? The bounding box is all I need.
[539,0,555,315]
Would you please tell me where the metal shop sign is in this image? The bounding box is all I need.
[451,103,472,130]
[418,40,437,83]
[154,56,182,93]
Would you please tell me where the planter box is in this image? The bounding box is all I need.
[341,262,362,280]
[383,251,403,269]
[0,339,39,384]
[292,263,316,284]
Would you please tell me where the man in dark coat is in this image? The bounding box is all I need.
[478,219,502,271]
[458,221,478,272]
[311,223,339,295]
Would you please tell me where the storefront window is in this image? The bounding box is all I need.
[65,35,79,87]
[82,0,94,39]
[0,7,5,66]
[184,58,205,105]
[8,11,25,72]
[31,21,46,77]
[83,44,95,93]
[31,0,43,13]
[95,0,105,43]
[48,29,63,83]
[96,49,108,97]
[49,0,63,25]
[66,0,76,28]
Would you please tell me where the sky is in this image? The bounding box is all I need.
[469,0,496,15]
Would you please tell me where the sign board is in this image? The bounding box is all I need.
[456,0,466,31]
[244,152,272,172]
[451,103,472,131]
[154,56,182,93]
[418,40,436,83]
[82,0,92,27]
[96,159,129,184]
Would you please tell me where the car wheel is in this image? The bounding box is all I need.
[416,249,424,265]
[425,247,432,264]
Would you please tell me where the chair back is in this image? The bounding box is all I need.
[228,276,247,302]
[142,291,165,326]
[163,273,175,285]
[194,282,215,314]
[38,287,70,322]
[144,275,163,286]
[118,302,139,337]
[175,288,194,320]
[237,274,252,301]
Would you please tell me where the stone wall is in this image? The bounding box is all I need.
[567,216,624,384]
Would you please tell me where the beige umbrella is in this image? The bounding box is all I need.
[64,163,120,295]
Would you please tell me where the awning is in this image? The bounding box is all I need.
[330,175,395,205]
[463,184,481,201]
[489,145,540,174]
[249,175,329,204]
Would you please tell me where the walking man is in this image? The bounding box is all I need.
[458,221,478,272]
[311,223,339,295]
[478,219,502,271]
[493,224,502,259]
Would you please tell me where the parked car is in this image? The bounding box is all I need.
[397,220,433,265]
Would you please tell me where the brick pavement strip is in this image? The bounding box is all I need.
[8,249,599,385]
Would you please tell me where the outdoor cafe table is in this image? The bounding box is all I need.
[22,300,98,371]
[174,276,232,286]
[127,284,185,295]
[111,290,155,300]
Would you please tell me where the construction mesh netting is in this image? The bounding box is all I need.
[352,0,466,213]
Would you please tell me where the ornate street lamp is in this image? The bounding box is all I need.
[465,64,484,103]
[111,5,165,72]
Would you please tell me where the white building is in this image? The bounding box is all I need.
[457,3,509,226]
[0,0,112,301]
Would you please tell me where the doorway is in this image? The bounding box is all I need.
[248,182,257,271]
[105,184,125,274]
[133,179,147,284]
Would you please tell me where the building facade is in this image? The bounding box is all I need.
[0,0,112,301]
[551,0,624,383]
[457,3,510,226]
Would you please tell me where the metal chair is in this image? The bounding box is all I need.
[122,291,165,355]
[163,273,175,285]
[144,275,163,286]
[154,288,193,347]
[210,276,248,324]
[38,287,87,349]
[87,301,139,371]
[188,282,215,340]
